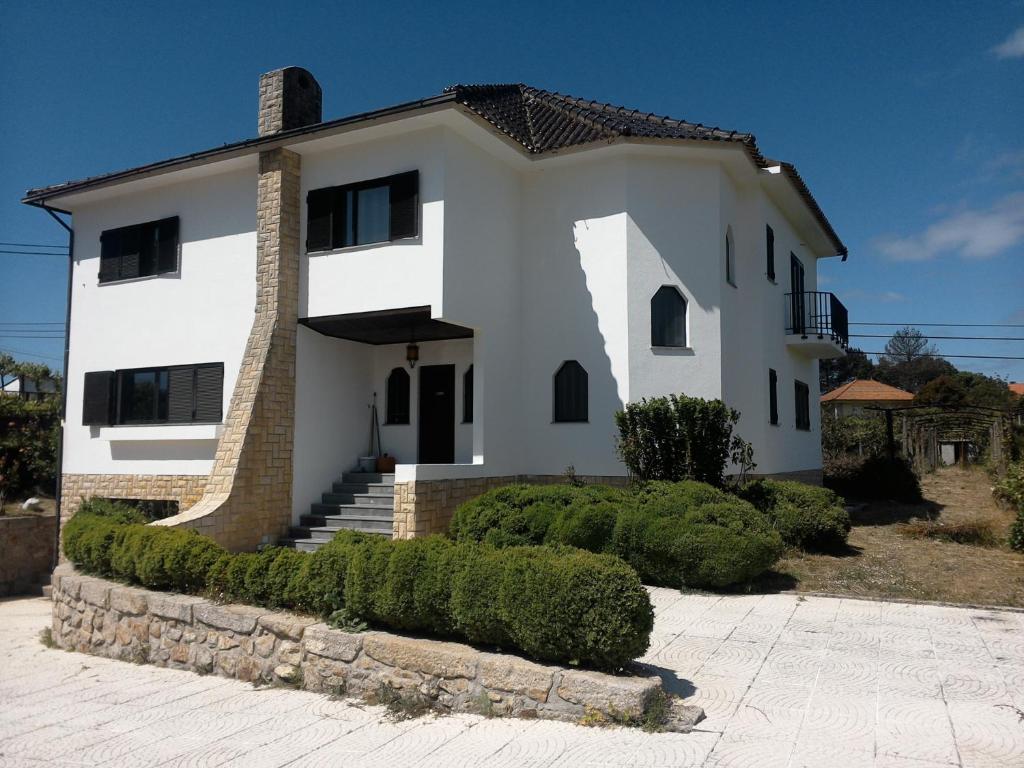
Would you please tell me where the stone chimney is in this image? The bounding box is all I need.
[258,66,322,136]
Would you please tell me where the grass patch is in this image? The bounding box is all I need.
[39,627,56,648]
[899,519,999,547]
[367,682,434,721]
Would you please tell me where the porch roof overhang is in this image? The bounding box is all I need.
[299,306,473,345]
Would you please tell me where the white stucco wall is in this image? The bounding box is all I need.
[62,166,257,476]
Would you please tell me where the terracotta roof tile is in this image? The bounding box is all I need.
[820,379,915,403]
[1009,382,1024,396]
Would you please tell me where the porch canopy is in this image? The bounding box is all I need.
[299,305,472,344]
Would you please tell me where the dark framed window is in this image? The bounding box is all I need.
[462,365,473,423]
[769,368,779,425]
[307,170,419,252]
[99,217,179,284]
[386,367,410,425]
[651,286,687,347]
[766,225,775,281]
[794,379,810,431]
[554,361,588,423]
[725,229,736,286]
[81,362,222,426]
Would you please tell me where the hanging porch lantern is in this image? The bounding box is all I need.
[406,341,419,369]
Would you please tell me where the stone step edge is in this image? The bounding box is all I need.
[49,564,693,729]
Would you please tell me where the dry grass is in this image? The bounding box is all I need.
[759,466,1024,607]
[1,496,56,518]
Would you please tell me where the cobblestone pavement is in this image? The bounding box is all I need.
[2,591,1023,767]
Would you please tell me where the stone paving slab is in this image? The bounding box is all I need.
[3,591,1024,767]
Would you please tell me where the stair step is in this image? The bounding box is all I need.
[301,514,394,530]
[331,482,394,495]
[321,492,393,507]
[341,472,395,484]
[310,503,394,518]
[291,521,392,540]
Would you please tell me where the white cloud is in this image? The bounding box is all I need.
[993,26,1024,59]
[874,192,1024,261]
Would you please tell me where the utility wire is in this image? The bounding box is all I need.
[0,249,69,256]
[861,352,1024,360]
[850,322,1024,328]
[0,322,65,326]
[0,346,63,363]
[850,334,1024,341]
[0,241,67,249]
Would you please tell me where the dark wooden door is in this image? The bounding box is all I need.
[790,254,806,333]
[418,364,455,464]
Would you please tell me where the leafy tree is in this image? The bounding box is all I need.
[0,355,61,508]
[916,372,1014,410]
[873,327,955,393]
[881,326,938,363]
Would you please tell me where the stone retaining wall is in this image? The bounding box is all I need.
[50,564,659,723]
[0,514,55,596]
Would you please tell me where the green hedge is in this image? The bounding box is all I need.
[63,508,653,671]
[449,483,783,589]
[824,454,922,503]
[995,461,1024,552]
[737,480,850,551]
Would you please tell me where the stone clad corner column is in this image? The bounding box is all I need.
[154,147,301,551]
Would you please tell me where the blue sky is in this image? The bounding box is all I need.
[1,1,1022,380]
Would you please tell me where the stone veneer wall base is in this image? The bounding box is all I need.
[50,564,665,725]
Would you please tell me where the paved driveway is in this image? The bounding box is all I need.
[2,591,1022,767]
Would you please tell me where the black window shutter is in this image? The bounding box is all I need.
[194,364,224,422]
[82,371,114,425]
[386,368,410,424]
[119,226,142,280]
[306,189,333,251]
[651,286,686,347]
[156,217,180,273]
[554,361,588,422]
[389,171,419,240]
[766,225,775,281]
[99,230,121,283]
[769,369,778,425]
[167,366,195,423]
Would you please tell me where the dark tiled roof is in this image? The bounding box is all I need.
[23,82,845,257]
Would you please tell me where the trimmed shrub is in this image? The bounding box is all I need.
[738,480,850,551]
[451,482,783,589]
[63,508,653,671]
[995,461,1024,552]
[825,454,922,503]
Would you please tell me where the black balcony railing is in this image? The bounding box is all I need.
[785,291,848,348]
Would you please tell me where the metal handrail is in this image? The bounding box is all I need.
[784,291,848,347]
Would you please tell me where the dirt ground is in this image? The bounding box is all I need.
[763,466,1024,608]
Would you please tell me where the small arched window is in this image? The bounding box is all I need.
[553,361,588,423]
[462,365,474,423]
[385,367,410,425]
[725,228,736,286]
[651,286,687,347]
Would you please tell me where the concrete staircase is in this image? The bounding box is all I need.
[282,472,395,552]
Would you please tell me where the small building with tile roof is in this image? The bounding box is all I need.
[821,379,914,418]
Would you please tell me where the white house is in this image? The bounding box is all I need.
[24,67,848,551]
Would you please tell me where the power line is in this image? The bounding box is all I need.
[851,334,1024,341]
[0,322,65,326]
[850,322,1024,328]
[0,346,63,363]
[861,351,1024,361]
[0,249,69,256]
[0,241,67,249]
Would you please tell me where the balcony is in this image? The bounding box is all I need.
[784,291,848,359]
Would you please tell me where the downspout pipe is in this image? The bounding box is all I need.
[33,201,73,573]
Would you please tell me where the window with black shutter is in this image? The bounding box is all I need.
[725,228,736,286]
[769,368,779,425]
[553,361,588,423]
[99,217,179,284]
[462,365,473,423]
[651,286,687,347]
[766,225,775,281]
[794,380,810,431]
[82,371,114,425]
[386,368,410,425]
[88,362,223,426]
[306,171,419,252]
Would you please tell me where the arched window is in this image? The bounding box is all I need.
[651,286,687,347]
[725,228,736,286]
[553,361,588,423]
[385,367,410,425]
[462,365,474,423]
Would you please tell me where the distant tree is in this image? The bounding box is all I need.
[881,326,940,363]
[820,347,875,393]
[917,372,1014,410]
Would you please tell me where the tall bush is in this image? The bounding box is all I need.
[995,461,1024,552]
[614,395,754,485]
